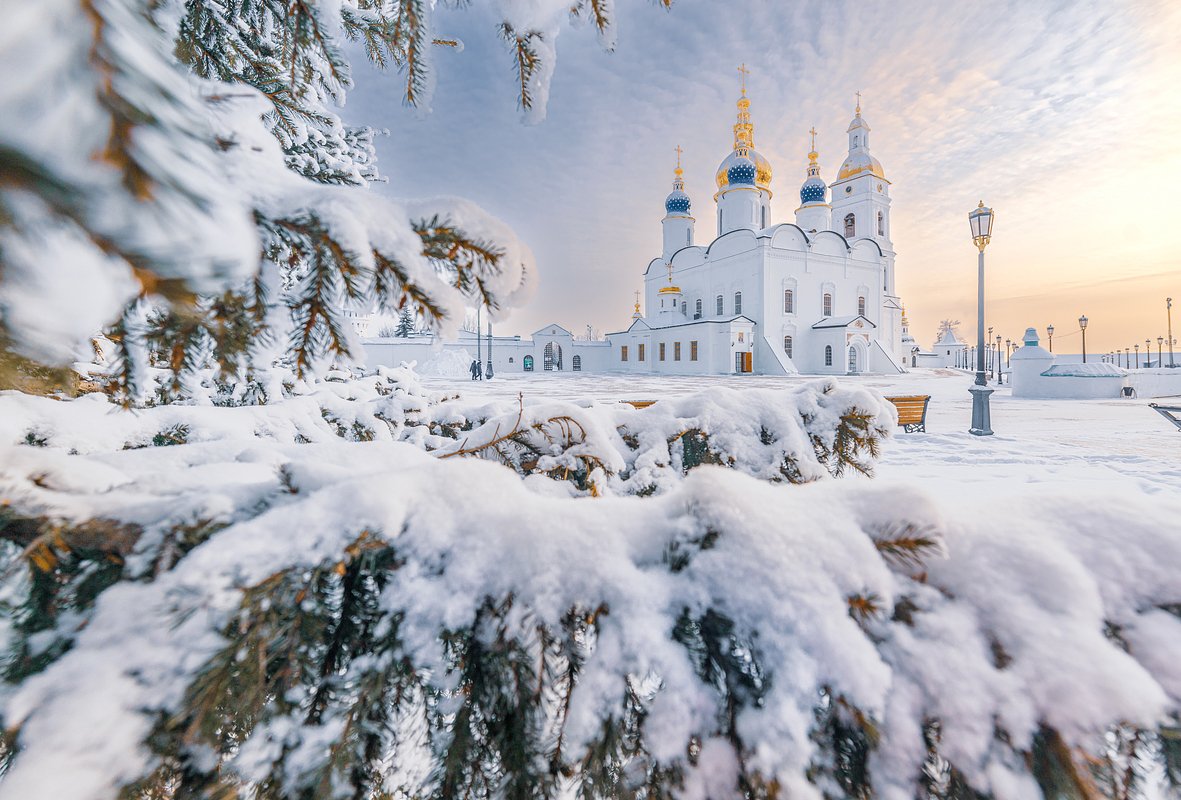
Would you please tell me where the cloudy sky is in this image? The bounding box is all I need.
[346,0,1181,354]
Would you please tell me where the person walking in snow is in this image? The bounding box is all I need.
[469,360,479,381]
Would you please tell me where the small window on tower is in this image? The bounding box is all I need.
[844,214,856,238]
[734,291,742,315]
[877,211,885,236]
[823,293,833,317]
[695,299,702,318]
[716,295,724,315]
[680,301,686,316]
[784,289,794,314]
[858,296,866,316]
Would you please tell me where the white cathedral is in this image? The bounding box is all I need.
[602,82,906,376]
[364,79,913,377]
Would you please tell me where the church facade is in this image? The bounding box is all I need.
[605,84,907,376]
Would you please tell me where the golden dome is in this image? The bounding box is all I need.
[716,148,773,192]
[836,152,887,182]
[658,284,682,294]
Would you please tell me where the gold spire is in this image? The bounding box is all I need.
[732,66,754,152]
[658,262,681,294]
[807,126,819,164]
[673,144,684,190]
[633,289,641,315]
[855,90,862,115]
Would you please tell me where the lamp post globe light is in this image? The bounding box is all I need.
[1135,343,1140,369]
[968,201,995,436]
[1159,336,1164,366]
[1146,338,1151,368]
[1078,314,1088,363]
[1047,324,1054,353]
[996,334,1003,384]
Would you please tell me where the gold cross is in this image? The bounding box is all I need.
[809,126,817,151]
[737,63,750,95]
[674,144,683,168]
[855,90,862,112]
[633,289,641,312]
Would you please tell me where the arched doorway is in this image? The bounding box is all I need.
[543,343,555,371]
[523,355,534,372]
[572,354,581,371]
[848,345,859,374]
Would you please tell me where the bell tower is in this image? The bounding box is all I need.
[662,145,694,260]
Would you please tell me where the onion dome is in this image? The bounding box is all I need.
[837,97,888,182]
[714,79,772,194]
[664,146,692,215]
[799,127,827,205]
[727,155,757,186]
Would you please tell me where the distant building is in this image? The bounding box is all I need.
[605,84,905,375]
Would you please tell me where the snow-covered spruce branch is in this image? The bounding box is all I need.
[2,0,644,395]
[1,438,1179,799]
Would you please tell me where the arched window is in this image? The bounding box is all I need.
[844,213,856,238]
[783,336,793,359]
[734,291,742,315]
[543,342,555,371]
[784,289,794,314]
[848,346,858,373]
[572,354,582,371]
[853,135,860,147]
[716,295,724,315]
[695,299,702,318]
[877,211,885,236]
[824,345,833,367]
[761,206,766,228]
[858,296,866,316]
[680,301,686,316]
[523,355,534,371]
[686,229,692,245]
[823,293,833,317]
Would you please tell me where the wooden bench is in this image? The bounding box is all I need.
[1150,403,1181,431]
[622,400,656,409]
[884,395,931,433]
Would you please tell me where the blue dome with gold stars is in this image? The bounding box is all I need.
[800,175,827,205]
[665,190,691,215]
[727,156,757,186]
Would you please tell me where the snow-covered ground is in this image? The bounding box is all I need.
[417,367,1181,499]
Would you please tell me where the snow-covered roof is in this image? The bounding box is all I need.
[935,329,965,346]
[1041,363,1127,378]
[811,314,875,330]
[532,324,574,338]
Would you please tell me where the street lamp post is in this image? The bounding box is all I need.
[968,201,995,436]
[1006,338,1012,366]
[988,326,994,380]
[1125,347,1130,367]
[1146,339,1151,368]
[1158,336,1164,366]
[1169,298,1175,368]
[1135,344,1140,369]
[1079,315,1088,363]
[1047,324,1054,353]
[996,334,1003,385]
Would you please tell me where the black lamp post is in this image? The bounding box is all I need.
[1047,324,1054,353]
[968,201,995,436]
[1169,298,1175,368]
[1006,338,1012,366]
[1146,339,1151,368]
[1135,343,1140,369]
[1158,336,1164,366]
[996,334,1003,384]
[1079,315,1088,363]
[988,326,994,380]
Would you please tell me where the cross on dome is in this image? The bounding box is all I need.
[855,90,862,114]
[737,63,750,96]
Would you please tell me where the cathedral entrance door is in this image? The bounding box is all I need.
[848,346,859,374]
[735,352,753,373]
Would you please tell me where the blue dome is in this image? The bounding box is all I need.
[665,190,691,215]
[726,157,757,186]
[800,177,827,205]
